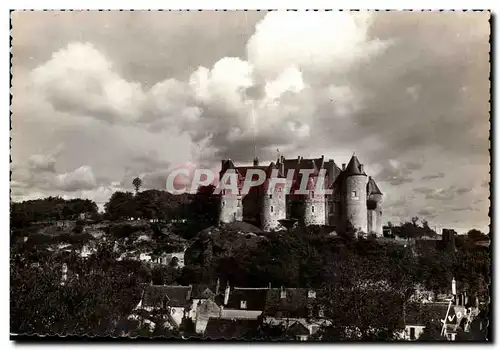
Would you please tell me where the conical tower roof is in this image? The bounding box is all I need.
[367,177,382,195]
[345,154,365,176]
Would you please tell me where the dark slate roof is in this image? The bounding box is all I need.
[142,285,192,308]
[204,318,260,340]
[264,288,313,318]
[287,321,310,336]
[191,284,216,299]
[234,166,268,178]
[225,288,269,311]
[282,157,324,174]
[405,302,455,326]
[345,155,365,176]
[367,177,383,195]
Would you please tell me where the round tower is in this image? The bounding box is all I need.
[344,155,368,236]
[367,176,383,237]
[218,159,242,224]
[303,174,326,226]
[261,167,287,231]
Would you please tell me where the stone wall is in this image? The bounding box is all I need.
[219,194,242,223]
[261,179,287,231]
[304,194,326,226]
[345,174,368,235]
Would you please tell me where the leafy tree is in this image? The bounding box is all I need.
[467,229,487,242]
[104,191,136,220]
[132,177,143,195]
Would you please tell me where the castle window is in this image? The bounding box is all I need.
[311,191,314,198]
[269,194,273,199]
[312,206,315,213]
[271,206,274,213]
[222,201,225,207]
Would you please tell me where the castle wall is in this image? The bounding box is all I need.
[367,194,383,237]
[261,179,287,231]
[304,194,326,226]
[345,175,368,235]
[219,195,242,224]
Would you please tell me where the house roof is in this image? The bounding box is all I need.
[191,284,216,299]
[225,287,269,311]
[204,318,260,340]
[287,321,310,336]
[142,285,192,308]
[263,288,316,319]
[405,302,456,326]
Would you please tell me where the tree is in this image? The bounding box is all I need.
[467,229,487,242]
[132,177,143,195]
[104,191,136,220]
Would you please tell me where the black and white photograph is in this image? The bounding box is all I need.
[9,9,491,341]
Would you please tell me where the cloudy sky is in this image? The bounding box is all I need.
[11,11,490,232]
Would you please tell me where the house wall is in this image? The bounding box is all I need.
[194,299,221,333]
[168,306,185,327]
[397,325,426,340]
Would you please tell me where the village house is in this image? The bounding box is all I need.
[132,285,193,329]
[220,285,268,320]
[262,287,328,340]
[152,249,186,268]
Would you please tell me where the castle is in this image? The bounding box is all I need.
[218,154,383,236]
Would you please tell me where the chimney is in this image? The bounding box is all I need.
[224,283,230,305]
[253,157,259,166]
[360,164,364,173]
[280,286,286,299]
[216,278,220,295]
[342,163,346,171]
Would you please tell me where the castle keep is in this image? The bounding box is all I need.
[218,154,383,236]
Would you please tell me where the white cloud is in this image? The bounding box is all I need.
[247,11,389,78]
[30,42,146,123]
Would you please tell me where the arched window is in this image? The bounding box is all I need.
[270,206,274,213]
[312,206,315,213]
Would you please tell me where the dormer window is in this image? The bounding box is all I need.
[240,300,247,309]
[280,289,286,299]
